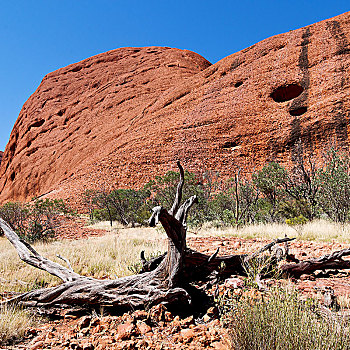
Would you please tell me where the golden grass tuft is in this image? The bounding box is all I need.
[0,304,37,345]
[195,219,350,243]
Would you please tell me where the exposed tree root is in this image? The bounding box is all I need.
[1,161,350,312]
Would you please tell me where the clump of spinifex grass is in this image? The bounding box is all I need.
[0,304,37,345]
[222,287,350,350]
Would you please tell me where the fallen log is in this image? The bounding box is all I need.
[0,162,244,311]
[1,161,350,312]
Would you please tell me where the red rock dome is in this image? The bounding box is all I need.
[0,11,350,203]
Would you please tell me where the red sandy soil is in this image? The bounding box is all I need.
[6,222,350,350]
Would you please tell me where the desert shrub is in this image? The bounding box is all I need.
[252,162,288,222]
[222,287,350,350]
[88,188,151,227]
[108,188,151,226]
[0,198,72,242]
[210,175,259,227]
[316,148,350,223]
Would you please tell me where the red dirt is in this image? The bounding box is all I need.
[1,12,350,205]
[7,230,350,350]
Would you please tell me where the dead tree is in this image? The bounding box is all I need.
[0,162,247,310]
[1,161,350,311]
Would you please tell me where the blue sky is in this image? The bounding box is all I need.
[0,1,349,151]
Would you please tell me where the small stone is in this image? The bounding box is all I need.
[116,322,135,340]
[137,320,152,335]
[180,328,195,342]
[203,314,211,322]
[148,304,167,322]
[78,316,92,330]
[224,277,244,289]
[212,341,229,350]
[29,341,44,350]
[180,315,194,327]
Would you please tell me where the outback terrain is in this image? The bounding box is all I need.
[3,219,350,350]
[0,10,350,350]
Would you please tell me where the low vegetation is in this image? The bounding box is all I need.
[82,147,350,230]
[221,286,350,350]
[0,198,73,242]
[0,304,37,345]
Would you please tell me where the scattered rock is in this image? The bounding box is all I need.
[116,321,135,341]
[29,340,44,350]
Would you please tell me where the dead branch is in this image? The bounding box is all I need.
[2,161,350,313]
[281,247,350,277]
[0,218,81,282]
[244,237,295,262]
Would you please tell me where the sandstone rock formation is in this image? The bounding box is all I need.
[0,11,349,203]
[0,151,3,166]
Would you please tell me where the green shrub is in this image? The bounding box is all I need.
[223,287,350,350]
[0,198,73,242]
[316,148,350,223]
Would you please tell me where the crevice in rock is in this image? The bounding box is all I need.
[29,120,45,129]
[271,84,304,103]
[289,107,307,116]
[222,141,238,149]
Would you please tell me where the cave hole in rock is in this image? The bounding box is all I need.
[57,109,65,117]
[30,120,45,128]
[271,84,304,102]
[222,141,238,149]
[289,106,307,116]
[10,172,15,181]
[234,81,243,88]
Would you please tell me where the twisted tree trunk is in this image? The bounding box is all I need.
[1,161,349,311]
[0,162,245,310]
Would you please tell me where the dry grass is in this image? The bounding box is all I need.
[0,304,37,345]
[195,219,350,243]
[0,226,166,294]
[223,286,350,350]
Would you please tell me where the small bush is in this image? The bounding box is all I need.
[0,198,73,242]
[223,287,350,350]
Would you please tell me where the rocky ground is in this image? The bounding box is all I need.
[12,304,229,350]
[4,221,350,350]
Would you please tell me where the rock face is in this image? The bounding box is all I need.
[0,151,3,166]
[0,12,350,203]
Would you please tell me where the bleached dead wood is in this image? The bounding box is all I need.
[1,161,350,311]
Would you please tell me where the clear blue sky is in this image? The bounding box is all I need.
[0,1,349,151]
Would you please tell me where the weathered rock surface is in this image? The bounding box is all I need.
[0,151,3,166]
[0,11,349,203]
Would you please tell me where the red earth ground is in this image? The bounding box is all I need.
[5,219,350,350]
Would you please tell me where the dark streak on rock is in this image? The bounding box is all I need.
[327,20,349,149]
[288,27,311,161]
